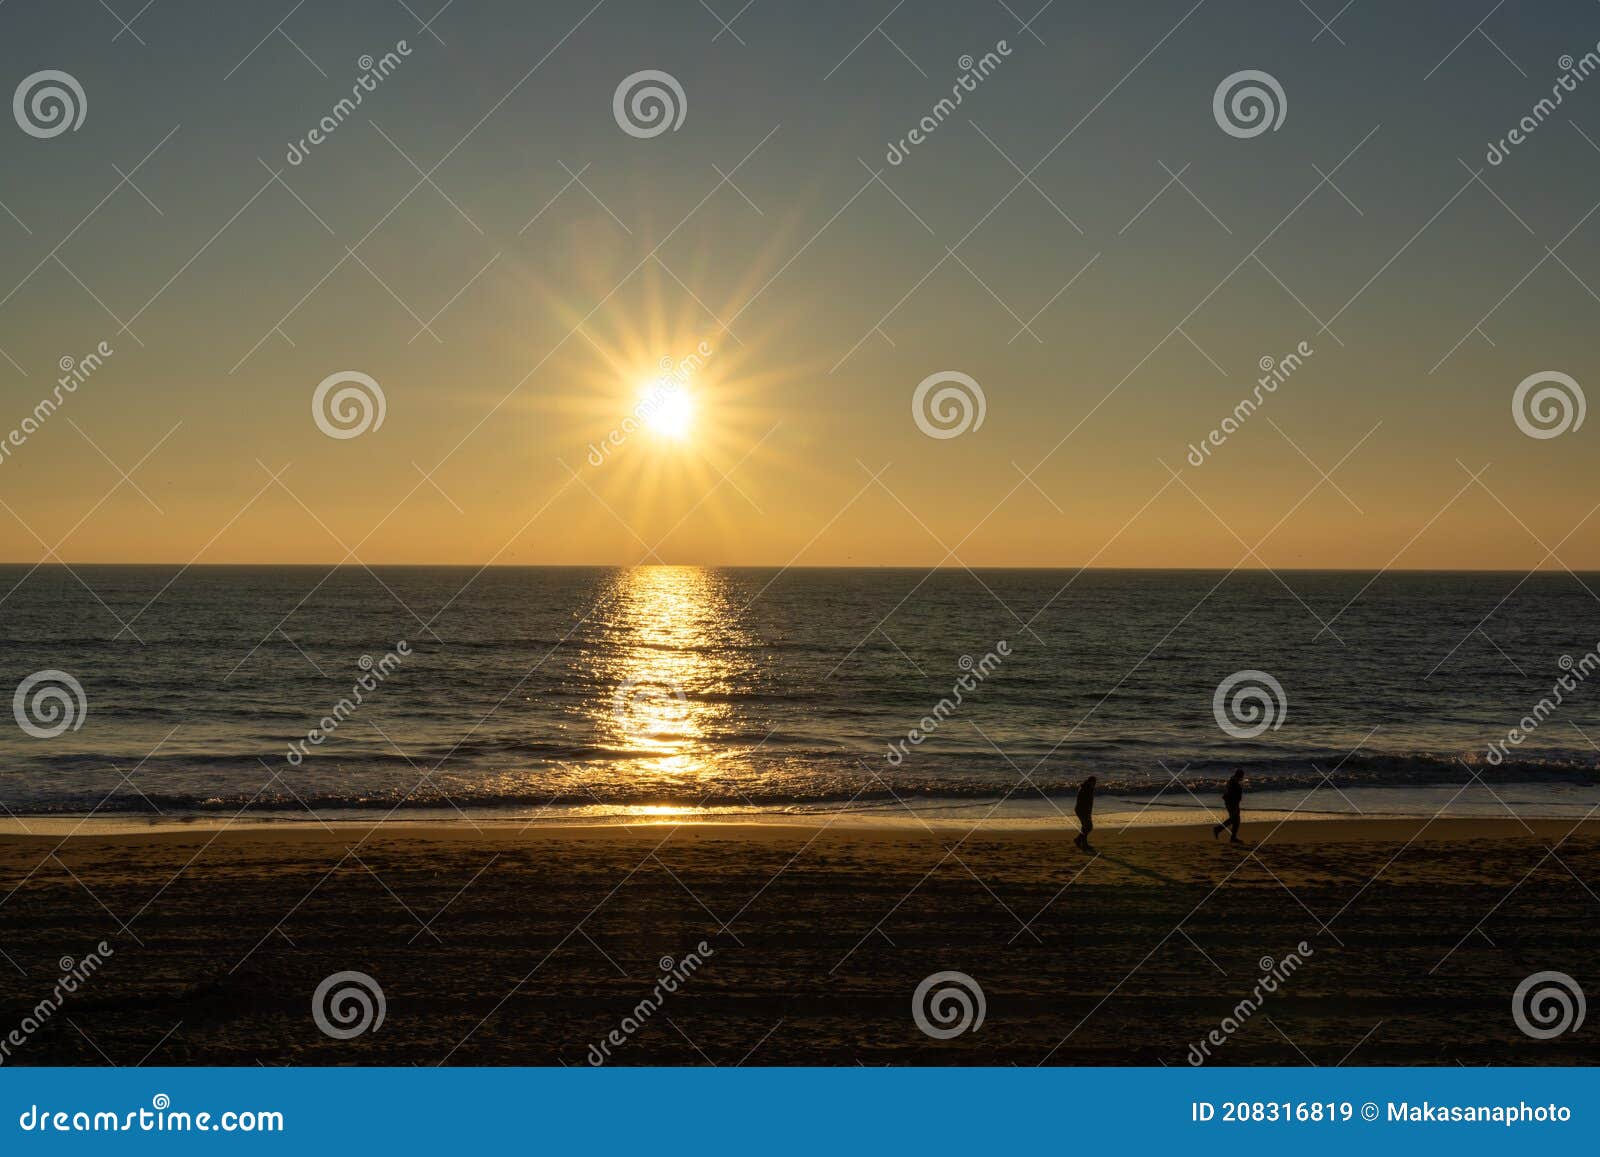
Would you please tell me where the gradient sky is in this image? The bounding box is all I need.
[2,0,1599,567]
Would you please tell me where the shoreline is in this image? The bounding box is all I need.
[6,784,1593,838]
[3,780,1597,838]
[3,814,1598,844]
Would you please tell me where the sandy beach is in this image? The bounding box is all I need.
[0,815,1595,1066]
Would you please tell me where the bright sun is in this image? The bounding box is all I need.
[641,379,693,440]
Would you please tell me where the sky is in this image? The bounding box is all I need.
[2,0,1599,568]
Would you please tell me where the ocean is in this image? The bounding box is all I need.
[2,565,1598,824]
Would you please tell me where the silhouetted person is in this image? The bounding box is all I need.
[1213,767,1244,843]
[1074,775,1096,852]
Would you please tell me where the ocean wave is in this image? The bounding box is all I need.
[4,749,1594,815]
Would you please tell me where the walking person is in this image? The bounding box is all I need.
[1074,774,1097,852]
[1212,767,1244,843]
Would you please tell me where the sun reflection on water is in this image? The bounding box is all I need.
[593,566,746,785]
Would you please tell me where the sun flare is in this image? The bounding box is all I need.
[640,378,694,440]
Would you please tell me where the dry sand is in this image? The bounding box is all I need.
[1,816,1597,1065]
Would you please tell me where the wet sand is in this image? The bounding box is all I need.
[1,817,1597,1065]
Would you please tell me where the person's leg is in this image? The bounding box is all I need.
[1083,815,1094,849]
[1227,806,1241,841]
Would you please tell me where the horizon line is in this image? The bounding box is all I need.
[3,561,1597,574]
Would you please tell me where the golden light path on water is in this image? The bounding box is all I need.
[590,565,748,793]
